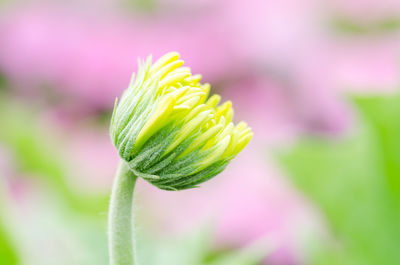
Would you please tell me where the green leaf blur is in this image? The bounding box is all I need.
[278,95,400,265]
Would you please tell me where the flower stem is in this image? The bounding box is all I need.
[108,160,138,265]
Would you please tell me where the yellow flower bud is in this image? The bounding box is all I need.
[110,52,252,190]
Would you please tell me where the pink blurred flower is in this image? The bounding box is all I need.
[0,5,235,108]
[326,38,400,93]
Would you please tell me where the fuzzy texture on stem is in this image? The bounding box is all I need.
[108,160,138,265]
[107,52,252,265]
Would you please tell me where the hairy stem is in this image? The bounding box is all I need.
[108,160,138,265]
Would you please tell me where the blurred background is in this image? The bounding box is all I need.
[0,0,400,264]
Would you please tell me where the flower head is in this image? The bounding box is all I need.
[110,52,252,190]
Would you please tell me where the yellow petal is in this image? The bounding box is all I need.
[205,94,221,108]
[180,124,224,157]
[164,110,213,154]
[150,52,180,74]
[195,135,231,172]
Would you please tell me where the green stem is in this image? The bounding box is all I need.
[108,160,138,265]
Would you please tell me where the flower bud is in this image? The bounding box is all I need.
[110,52,252,190]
